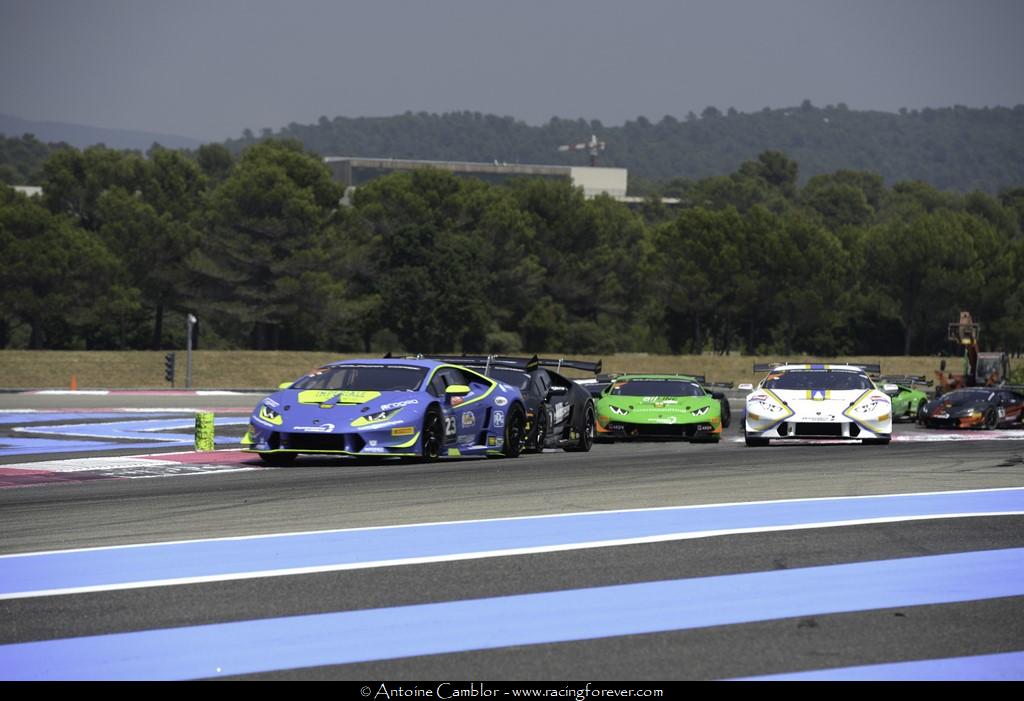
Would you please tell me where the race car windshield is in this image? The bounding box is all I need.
[943,389,995,402]
[763,371,873,391]
[489,368,531,391]
[610,380,703,397]
[292,364,428,391]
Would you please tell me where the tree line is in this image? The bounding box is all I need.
[1,140,1022,357]
[232,102,1024,194]
[4,102,1024,194]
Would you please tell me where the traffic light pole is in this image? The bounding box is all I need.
[186,314,197,389]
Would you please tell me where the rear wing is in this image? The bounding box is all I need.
[578,373,731,397]
[612,372,708,383]
[878,375,933,387]
[574,373,618,398]
[414,354,531,374]
[534,357,602,375]
[414,354,601,375]
[753,362,881,374]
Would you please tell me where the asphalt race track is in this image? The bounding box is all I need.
[0,391,1022,680]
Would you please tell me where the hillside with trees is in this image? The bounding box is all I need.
[4,103,1022,194]
[228,103,1024,193]
[0,134,62,186]
[2,140,1022,358]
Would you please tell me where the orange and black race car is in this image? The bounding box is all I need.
[919,387,1024,429]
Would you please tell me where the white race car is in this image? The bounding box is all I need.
[742,363,892,447]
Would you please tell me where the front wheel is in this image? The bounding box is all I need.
[258,452,296,467]
[862,436,891,445]
[526,407,547,453]
[421,407,444,461]
[502,404,526,458]
[564,403,595,452]
[983,409,999,430]
[745,433,769,447]
[916,403,927,425]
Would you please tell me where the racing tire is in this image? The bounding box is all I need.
[258,452,296,467]
[916,403,927,425]
[862,437,891,445]
[421,407,444,462]
[744,434,769,447]
[526,408,547,453]
[983,408,999,430]
[720,399,731,429]
[502,404,526,458]
[564,403,595,453]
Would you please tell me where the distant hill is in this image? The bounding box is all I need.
[3,104,1023,192]
[226,103,1024,193]
[0,113,203,152]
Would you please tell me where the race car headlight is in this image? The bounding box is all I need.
[749,398,786,414]
[608,405,630,416]
[691,406,710,416]
[848,394,890,416]
[350,408,402,427]
[258,405,283,425]
[851,401,885,414]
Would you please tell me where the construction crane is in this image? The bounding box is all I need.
[558,134,606,167]
[936,310,1011,395]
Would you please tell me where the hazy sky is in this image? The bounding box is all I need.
[2,0,1022,141]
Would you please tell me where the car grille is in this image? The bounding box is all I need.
[281,432,365,452]
[925,417,961,429]
[792,422,843,437]
[610,423,714,438]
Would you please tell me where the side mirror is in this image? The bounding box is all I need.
[278,381,293,389]
[882,384,899,394]
[445,384,471,397]
[738,383,754,391]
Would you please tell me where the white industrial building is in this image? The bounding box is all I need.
[323,157,630,200]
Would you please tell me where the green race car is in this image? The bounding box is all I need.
[594,374,724,442]
[877,375,931,422]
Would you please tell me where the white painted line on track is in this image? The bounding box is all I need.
[5,511,1024,601]
[5,486,1023,557]
[3,456,200,473]
[0,449,265,486]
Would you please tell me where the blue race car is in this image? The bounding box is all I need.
[243,358,527,465]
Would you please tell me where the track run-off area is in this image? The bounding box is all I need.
[0,391,1022,680]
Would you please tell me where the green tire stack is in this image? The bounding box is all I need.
[194,412,215,451]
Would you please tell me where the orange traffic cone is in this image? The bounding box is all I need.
[70,374,78,391]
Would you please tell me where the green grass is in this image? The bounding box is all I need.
[3,350,1017,390]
